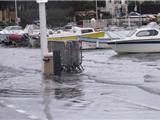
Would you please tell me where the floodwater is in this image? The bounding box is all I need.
[1,45,160,120]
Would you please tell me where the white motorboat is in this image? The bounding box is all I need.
[47,27,105,41]
[0,26,25,35]
[24,24,54,37]
[0,26,26,43]
[24,24,40,37]
[108,23,160,53]
[107,26,160,53]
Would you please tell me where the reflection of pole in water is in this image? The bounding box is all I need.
[43,79,54,120]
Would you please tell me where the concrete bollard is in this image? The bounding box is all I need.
[43,52,53,77]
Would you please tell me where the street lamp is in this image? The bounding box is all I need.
[37,0,48,56]
[96,0,98,20]
[15,0,18,24]
[37,0,48,73]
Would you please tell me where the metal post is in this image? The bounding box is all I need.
[37,0,48,73]
[128,17,131,28]
[139,3,142,26]
[15,0,18,24]
[96,0,98,20]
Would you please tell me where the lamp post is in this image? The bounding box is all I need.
[15,0,18,24]
[37,0,48,73]
[96,0,98,20]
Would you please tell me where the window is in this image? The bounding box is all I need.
[10,26,22,30]
[81,29,93,34]
[65,26,72,30]
[136,30,158,37]
[127,30,137,37]
[33,25,39,30]
[4,26,10,30]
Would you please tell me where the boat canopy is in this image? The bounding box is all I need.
[146,22,160,29]
[71,27,95,34]
[4,26,23,30]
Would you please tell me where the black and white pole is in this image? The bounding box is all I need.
[37,0,48,73]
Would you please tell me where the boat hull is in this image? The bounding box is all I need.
[79,37,110,49]
[48,31,105,41]
[108,39,160,53]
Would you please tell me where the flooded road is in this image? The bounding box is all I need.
[1,45,160,120]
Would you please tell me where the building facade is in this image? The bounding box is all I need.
[0,9,15,22]
[105,0,128,17]
[0,2,16,23]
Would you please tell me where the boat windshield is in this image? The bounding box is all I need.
[4,26,11,30]
[10,26,23,30]
[4,26,22,30]
[81,29,94,34]
[127,30,137,37]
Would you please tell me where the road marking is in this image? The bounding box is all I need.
[1,100,41,120]
[16,109,27,114]
[0,100,4,103]
[6,104,15,108]
[28,115,39,119]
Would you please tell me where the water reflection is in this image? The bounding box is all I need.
[43,79,54,120]
[54,74,84,99]
[54,87,82,99]
[43,73,84,120]
[0,88,41,97]
[110,53,160,62]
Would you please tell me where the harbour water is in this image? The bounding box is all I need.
[1,45,160,120]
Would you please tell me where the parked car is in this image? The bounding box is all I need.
[0,25,26,44]
[0,21,7,31]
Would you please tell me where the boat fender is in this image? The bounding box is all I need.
[43,57,50,62]
[64,41,67,47]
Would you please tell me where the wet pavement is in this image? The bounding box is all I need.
[1,45,160,120]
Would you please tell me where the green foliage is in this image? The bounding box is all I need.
[47,8,73,27]
[1,1,107,27]
[128,1,137,12]
[18,9,39,27]
[141,1,155,6]
[0,21,7,28]
[71,1,95,11]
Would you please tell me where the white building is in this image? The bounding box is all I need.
[105,0,128,17]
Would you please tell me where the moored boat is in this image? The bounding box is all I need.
[107,26,160,53]
[47,27,105,41]
[0,25,27,44]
